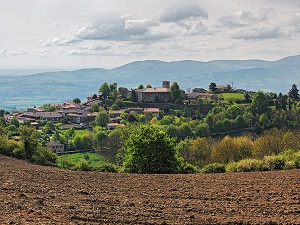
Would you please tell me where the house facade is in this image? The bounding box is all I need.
[46,142,65,154]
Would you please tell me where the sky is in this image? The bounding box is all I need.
[0,0,300,70]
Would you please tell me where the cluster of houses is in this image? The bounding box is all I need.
[3,80,226,153]
[119,80,218,103]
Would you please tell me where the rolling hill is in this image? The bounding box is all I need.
[0,55,300,110]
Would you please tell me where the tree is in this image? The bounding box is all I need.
[179,123,194,139]
[251,90,268,115]
[99,82,110,99]
[47,105,57,112]
[10,117,20,128]
[43,121,56,134]
[123,125,182,173]
[91,103,99,112]
[94,130,108,150]
[226,105,242,119]
[73,98,81,104]
[170,82,182,103]
[146,84,152,88]
[288,84,299,101]
[185,137,211,168]
[137,84,144,89]
[19,125,39,160]
[209,82,217,92]
[64,127,75,141]
[109,82,119,100]
[95,112,110,128]
[195,123,210,137]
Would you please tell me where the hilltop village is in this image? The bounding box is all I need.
[1,80,300,175]
[3,81,234,152]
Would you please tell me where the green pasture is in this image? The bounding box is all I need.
[57,152,107,167]
[219,93,245,102]
[59,129,91,137]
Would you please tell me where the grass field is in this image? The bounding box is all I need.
[60,129,91,137]
[219,93,245,102]
[57,152,107,167]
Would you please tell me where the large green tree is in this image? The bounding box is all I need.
[170,82,182,103]
[19,125,39,160]
[209,82,217,92]
[95,112,110,128]
[123,125,182,173]
[73,97,81,104]
[288,84,299,101]
[251,90,268,115]
[99,82,110,99]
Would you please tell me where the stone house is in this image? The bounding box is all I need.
[46,142,65,154]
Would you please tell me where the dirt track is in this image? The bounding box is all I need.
[0,155,300,225]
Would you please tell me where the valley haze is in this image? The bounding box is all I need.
[0,55,300,111]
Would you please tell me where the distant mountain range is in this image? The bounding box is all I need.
[0,55,300,110]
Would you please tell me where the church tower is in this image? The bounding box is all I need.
[162,80,170,88]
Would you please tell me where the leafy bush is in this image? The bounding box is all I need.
[225,162,237,173]
[293,156,300,168]
[31,147,57,166]
[180,163,198,174]
[264,156,285,170]
[0,137,18,156]
[74,160,94,171]
[232,158,268,172]
[94,161,118,173]
[200,163,226,174]
[13,144,25,159]
[57,157,76,170]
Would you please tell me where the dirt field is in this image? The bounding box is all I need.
[0,155,299,225]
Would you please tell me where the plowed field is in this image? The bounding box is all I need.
[0,155,299,224]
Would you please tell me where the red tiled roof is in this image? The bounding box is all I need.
[142,88,170,93]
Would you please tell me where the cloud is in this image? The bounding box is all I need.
[211,44,235,51]
[66,42,144,57]
[218,9,272,29]
[0,48,28,56]
[232,26,285,40]
[158,4,208,22]
[43,16,161,46]
[49,21,60,30]
[217,8,300,41]
[37,49,50,53]
[42,3,212,47]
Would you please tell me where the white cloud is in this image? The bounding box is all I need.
[42,3,212,47]
[0,48,28,56]
[158,4,208,22]
[218,9,273,29]
[211,44,235,51]
[37,49,50,53]
[232,26,285,40]
[43,18,159,46]
[49,21,60,30]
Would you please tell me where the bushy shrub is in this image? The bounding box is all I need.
[13,144,25,159]
[95,162,118,173]
[57,157,76,170]
[0,137,18,156]
[180,163,198,174]
[264,156,285,170]
[293,156,300,168]
[225,162,237,173]
[74,160,94,171]
[232,158,268,172]
[31,147,57,166]
[200,163,226,174]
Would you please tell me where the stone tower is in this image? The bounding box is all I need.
[162,80,170,88]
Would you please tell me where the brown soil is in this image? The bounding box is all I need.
[0,155,299,225]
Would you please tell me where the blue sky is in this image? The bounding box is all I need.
[0,0,299,70]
